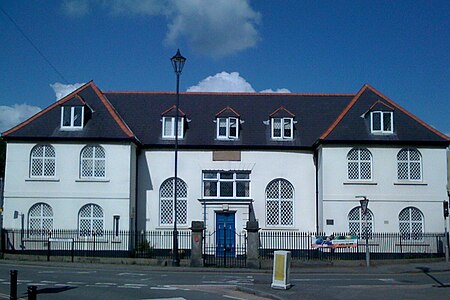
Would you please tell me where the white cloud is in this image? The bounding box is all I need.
[62,0,91,16]
[260,88,292,93]
[187,72,290,94]
[50,82,85,100]
[165,0,261,56]
[187,72,255,92]
[62,0,261,56]
[0,104,42,133]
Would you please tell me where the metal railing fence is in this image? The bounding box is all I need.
[259,231,446,260]
[2,229,191,259]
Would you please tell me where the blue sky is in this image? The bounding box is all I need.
[0,0,449,135]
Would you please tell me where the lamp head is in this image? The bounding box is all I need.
[171,49,186,75]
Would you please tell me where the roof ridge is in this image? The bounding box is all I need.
[91,84,136,139]
[104,90,355,97]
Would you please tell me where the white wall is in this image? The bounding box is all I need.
[319,145,448,233]
[140,149,317,232]
[3,141,134,231]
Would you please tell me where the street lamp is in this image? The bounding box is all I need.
[356,196,370,267]
[170,49,186,267]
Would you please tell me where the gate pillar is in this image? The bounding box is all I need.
[190,221,204,267]
[246,220,260,269]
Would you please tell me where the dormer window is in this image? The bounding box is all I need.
[215,106,240,140]
[272,118,293,139]
[371,111,393,134]
[163,116,184,139]
[269,106,295,140]
[61,106,84,129]
[161,105,186,139]
[217,117,239,139]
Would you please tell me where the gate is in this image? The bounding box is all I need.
[203,217,247,268]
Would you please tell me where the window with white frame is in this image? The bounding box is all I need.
[347,148,372,181]
[80,145,106,178]
[348,206,373,238]
[271,118,293,139]
[397,148,422,181]
[399,207,423,240]
[159,178,187,225]
[203,171,250,198]
[371,111,393,134]
[30,145,56,178]
[266,179,294,226]
[61,106,84,129]
[162,116,184,139]
[78,204,104,237]
[217,117,239,139]
[28,203,53,236]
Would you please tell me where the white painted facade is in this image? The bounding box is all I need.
[3,141,137,232]
[319,145,448,233]
[140,149,317,233]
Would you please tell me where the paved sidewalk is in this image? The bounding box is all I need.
[237,260,450,300]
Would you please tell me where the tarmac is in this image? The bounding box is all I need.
[1,256,450,300]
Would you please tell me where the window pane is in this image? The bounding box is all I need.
[236,172,249,179]
[204,181,217,197]
[283,118,292,138]
[73,107,83,127]
[203,172,217,179]
[220,172,233,179]
[62,107,71,126]
[383,112,391,131]
[220,181,233,197]
[236,181,249,197]
[218,118,227,136]
[372,112,381,131]
[229,118,237,137]
[272,118,281,137]
[177,118,183,137]
[163,117,173,136]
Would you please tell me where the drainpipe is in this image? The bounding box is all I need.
[313,149,319,233]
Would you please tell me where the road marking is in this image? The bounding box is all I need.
[223,295,248,300]
[40,280,57,284]
[141,298,186,300]
[118,272,146,276]
[67,281,86,285]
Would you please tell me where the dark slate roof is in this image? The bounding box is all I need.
[104,91,353,148]
[320,85,450,145]
[2,82,135,142]
[3,82,449,148]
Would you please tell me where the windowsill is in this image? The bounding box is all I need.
[76,178,110,182]
[26,178,60,182]
[162,136,184,140]
[60,127,84,131]
[394,182,427,186]
[271,138,294,141]
[343,181,378,185]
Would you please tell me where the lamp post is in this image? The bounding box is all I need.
[170,49,186,267]
[357,196,370,267]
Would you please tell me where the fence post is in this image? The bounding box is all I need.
[10,270,17,300]
[246,220,260,269]
[27,285,37,300]
[190,221,204,267]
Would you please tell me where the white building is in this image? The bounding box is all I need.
[2,82,449,240]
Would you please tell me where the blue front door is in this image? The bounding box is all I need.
[216,212,235,256]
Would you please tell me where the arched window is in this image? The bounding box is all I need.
[399,207,424,240]
[80,145,106,178]
[266,179,294,226]
[348,206,373,238]
[159,178,188,226]
[78,204,104,237]
[30,145,56,177]
[397,149,422,181]
[347,148,372,181]
[28,203,53,236]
